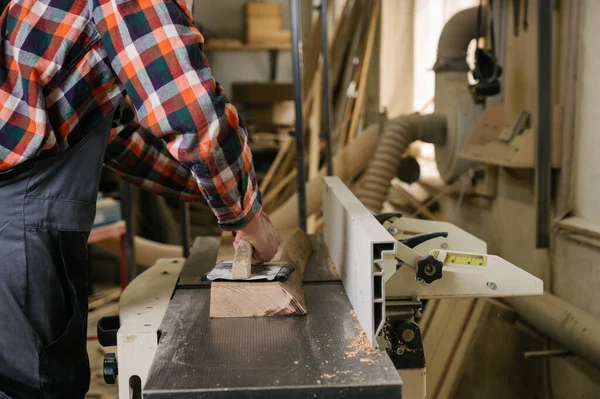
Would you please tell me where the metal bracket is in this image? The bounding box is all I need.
[385,297,425,369]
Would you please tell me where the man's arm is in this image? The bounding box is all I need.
[105,99,203,202]
[92,0,279,261]
[92,0,259,231]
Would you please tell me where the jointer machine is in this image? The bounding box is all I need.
[97,177,542,398]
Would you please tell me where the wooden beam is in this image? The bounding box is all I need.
[347,0,380,142]
[262,168,297,207]
[435,300,491,398]
[423,298,476,398]
[209,229,313,318]
[260,137,292,193]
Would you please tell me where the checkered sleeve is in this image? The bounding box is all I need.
[105,99,203,202]
[91,0,262,230]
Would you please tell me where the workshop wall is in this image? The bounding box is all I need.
[192,0,295,94]
[574,0,600,224]
[436,0,600,397]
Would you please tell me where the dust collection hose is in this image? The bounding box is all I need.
[356,113,447,213]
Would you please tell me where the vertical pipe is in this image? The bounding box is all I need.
[179,201,191,258]
[321,0,333,176]
[536,0,552,248]
[121,181,136,283]
[290,0,307,232]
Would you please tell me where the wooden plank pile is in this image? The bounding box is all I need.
[261,0,382,223]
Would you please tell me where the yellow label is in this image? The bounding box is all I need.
[433,251,487,267]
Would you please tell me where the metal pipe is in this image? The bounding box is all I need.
[355,113,447,213]
[290,0,307,232]
[121,181,136,283]
[320,0,333,176]
[535,0,552,248]
[434,6,488,73]
[505,292,600,368]
[179,201,191,258]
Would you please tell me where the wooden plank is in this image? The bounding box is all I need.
[210,230,313,318]
[334,2,369,149]
[424,298,476,398]
[436,300,491,398]
[556,217,600,240]
[259,137,293,193]
[331,0,361,93]
[262,168,297,207]
[308,66,323,234]
[418,299,439,336]
[231,239,253,279]
[556,0,582,217]
[347,0,380,142]
[204,39,291,51]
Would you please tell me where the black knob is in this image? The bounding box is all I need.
[103,353,118,384]
[416,255,443,284]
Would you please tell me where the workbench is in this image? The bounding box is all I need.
[114,236,402,398]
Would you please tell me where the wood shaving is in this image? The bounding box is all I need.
[360,358,375,365]
[321,373,337,379]
[351,332,378,355]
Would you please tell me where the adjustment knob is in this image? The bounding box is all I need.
[103,353,118,384]
[416,255,443,284]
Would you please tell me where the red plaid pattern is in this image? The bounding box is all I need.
[0,0,261,230]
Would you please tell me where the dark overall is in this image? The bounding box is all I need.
[0,115,113,398]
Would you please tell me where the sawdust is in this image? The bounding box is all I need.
[352,332,378,355]
[360,358,375,365]
[345,330,378,358]
[350,309,357,320]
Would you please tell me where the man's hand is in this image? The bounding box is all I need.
[234,211,280,263]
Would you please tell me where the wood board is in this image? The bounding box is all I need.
[209,229,313,318]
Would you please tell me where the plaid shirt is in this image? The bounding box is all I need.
[0,0,261,230]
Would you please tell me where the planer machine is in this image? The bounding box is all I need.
[97,177,542,398]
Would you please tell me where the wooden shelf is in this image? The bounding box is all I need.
[204,39,291,52]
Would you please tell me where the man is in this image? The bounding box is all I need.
[0,0,280,397]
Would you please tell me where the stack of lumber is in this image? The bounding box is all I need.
[261,0,382,225]
[245,2,291,46]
